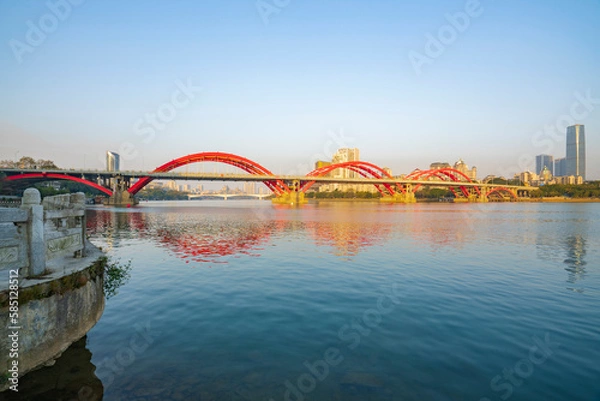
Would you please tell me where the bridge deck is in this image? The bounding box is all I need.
[0,168,535,191]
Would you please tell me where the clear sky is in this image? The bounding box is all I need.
[1,0,599,179]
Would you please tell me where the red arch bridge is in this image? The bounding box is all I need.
[1,152,535,205]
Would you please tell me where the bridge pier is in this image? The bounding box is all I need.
[104,189,138,207]
[271,191,306,205]
[477,188,489,203]
[379,184,416,204]
[272,180,307,205]
[380,191,416,204]
[103,176,138,207]
[464,188,488,203]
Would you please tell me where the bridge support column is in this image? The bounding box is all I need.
[271,191,306,205]
[380,186,416,204]
[271,180,307,205]
[104,189,138,207]
[467,187,487,203]
[478,188,489,203]
[103,176,138,207]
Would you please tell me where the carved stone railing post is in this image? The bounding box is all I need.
[21,188,45,276]
[71,192,86,257]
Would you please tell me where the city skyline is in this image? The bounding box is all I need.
[0,1,599,179]
[533,124,587,183]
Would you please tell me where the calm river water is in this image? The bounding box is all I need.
[11,201,600,401]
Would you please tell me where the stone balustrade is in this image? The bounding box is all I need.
[0,189,86,279]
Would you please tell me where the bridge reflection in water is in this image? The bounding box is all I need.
[85,203,397,263]
[86,202,593,294]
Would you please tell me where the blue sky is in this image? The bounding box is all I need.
[1,0,599,179]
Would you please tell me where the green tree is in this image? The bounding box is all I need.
[138,187,189,200]
[0,157,59,169]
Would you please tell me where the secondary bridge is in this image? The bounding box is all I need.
[187,193,271,200]
[1,151,535,205]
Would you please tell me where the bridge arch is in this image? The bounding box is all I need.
[407,168,480,198]
[486,187,518,200]
[301,161,402,195]
[128,152,289,195]
[4,173,113,196]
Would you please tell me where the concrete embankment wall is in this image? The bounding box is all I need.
[0,255,105,389]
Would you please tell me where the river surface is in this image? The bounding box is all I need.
[12,201,600,401]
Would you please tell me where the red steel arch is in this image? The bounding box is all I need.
[487,187,517,200]
[302,161,403,195]
[4,173,113,196]
[408,168,481,198]
[128,152,289,195]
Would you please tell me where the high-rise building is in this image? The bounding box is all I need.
[430,162,451,170]
[453,159,477,180]
[315,161,331,170]
[566,125,585,179]
[243,182,256,194]
[330,148,360,191]
[535,154,554,175]
[332,148,360,178]
[554,158,566,177]
[106,151,120,172]
[318,148,367,192]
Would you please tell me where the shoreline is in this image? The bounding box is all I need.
[527,197,600,203]
[130,197,600,204]
[308,197,600,204]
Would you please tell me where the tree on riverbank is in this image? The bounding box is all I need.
[305,187,456,199]
[530,182,600,198]
[138,187,189,200]
[414,187,453,199]
[0,157,58,169]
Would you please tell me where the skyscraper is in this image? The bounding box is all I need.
[554,158,566,177]
[243,182,256,194]
[566,125,585,179]
[535,154,553,175]
[329,148,360,192]
[453,159,477,180]
[106,151,120,172]
[332,148,360,178]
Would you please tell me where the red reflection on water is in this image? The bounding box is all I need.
[153,225,272,264]
[86,208,274,263]
[86,206,391,263]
